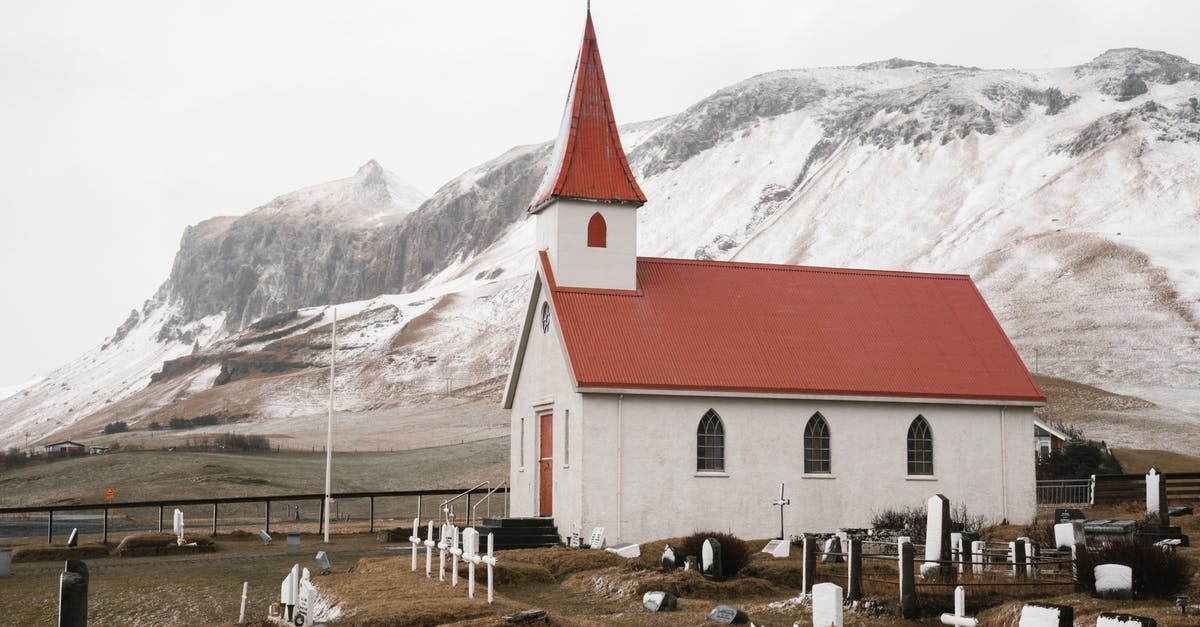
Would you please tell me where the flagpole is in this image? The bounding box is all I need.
[324,307,336,543]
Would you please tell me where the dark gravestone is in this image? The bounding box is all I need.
[1055,508,1086,524]
[701,538,723,581]
[684,555,699,571]
[661,544,680,572]
[642,590,678,612]
[59,559,89,627]
[502,609,549,624]
[1168,505,1192,517]
[821,536,843,563]
[707,604,749,624]
[67,528,78,548]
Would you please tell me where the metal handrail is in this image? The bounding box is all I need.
[439,481,488,526]
[471,481,509,524]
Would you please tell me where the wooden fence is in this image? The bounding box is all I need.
[1092,472,1200,503]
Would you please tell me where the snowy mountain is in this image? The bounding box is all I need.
[3,48,1199,452]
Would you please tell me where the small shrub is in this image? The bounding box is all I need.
[168,417,190,430]
[103,420,129,434]
[148,421,162,430]
[679,531,750,578]
[871,503,986,538]
[1074,537,1191,598]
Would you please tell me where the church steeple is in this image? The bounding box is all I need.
[529,11,645,213]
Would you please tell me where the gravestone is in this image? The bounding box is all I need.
[642,590,678,612]
[173,509,184,541]
[707,604,749,624]
[1054,508,1085,524]
[1097,613,1157,627]
[761,538,789,558]
[970,540,987,575]
[939,585,979,627]
[287,532,301,556]
[606,543,640,558]
[701,538,723,580]
[1054,522,1084,550]
[684,555,699,571]
[294,567,313,626]
[1017,603,1074,627]
[1094,563,1133,600]
[258,530,273,545]
[812,582,844,627]
[59,559,89,627]
[0,549,10,577]
[314,551,331,575]
[588,527,605,550]
[67,528,78,548]
[821,536,843,563]
[1146,468,1168,522]
[502,609,549,623]
[898,540,916,618]
[921,494,953,580]
[661,544,680,571]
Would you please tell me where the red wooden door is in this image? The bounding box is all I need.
[538,413,553,516]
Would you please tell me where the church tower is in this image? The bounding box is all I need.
[529,11,645,292]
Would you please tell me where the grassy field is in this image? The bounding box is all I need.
[1112,447,1200,474]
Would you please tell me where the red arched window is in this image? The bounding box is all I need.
[587,212,607,248]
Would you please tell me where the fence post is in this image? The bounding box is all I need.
[102,506,108,544]
[417,495,422,522]
[1071,542,1085,592]
[1089,474,1096,505]
[47,510,53,544]
[318,496,325,536]
[466,493,472,527]
[899,540,916,618]
[265,500,271,535]
[369,497,375,533]
[212,503,218,536]
[158,505,164,533]
[846,537,861,602]
[801,535,815,594]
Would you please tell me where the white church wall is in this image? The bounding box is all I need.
[506,282,583,535]
[578,393,1035,543]
[535,199,637,291]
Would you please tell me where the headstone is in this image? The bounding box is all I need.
[588,527,605,550]
[481,532,498,604]
[701,538,723,580]
[258,529,273,545]
[286,532,301,556]
[821,536,843,563]
[761,538,790,558]
[279,563,300,621]
[938,585,979,627]
[707,604,749,624]
[1054,522,1085,550]
[846,538,862,602]
[970,540,986,575]
[1154,538,1181,555]
[801,535,816,593]
[1146,468,1168,522]
[662,544,680,571]
[58,559,89,627]
[642,590,678,612]
[67,528,79,548]
[1017,603,1074,627]
[898,540,916,619]
[1009,540,1027,578]
[0,549,11,577]
[1168,505,1193,517]
[1097,613,1157,627]
[294,567,313,626]
[812,582,844,627]
[684,555,699,571]
[503,609,549,624]
[606,542,640,558]
[1054,508,1085,524]
[921,494,952,579]
[314,551,331,575]
[463,527,480,599]
[173,509,184,543]
[1094,563,1133,600]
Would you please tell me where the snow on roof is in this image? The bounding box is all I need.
[525,252,1045,404]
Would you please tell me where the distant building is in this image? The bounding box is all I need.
[1033,418,1069,458]
[503,11,1045,544]
[88,445,110,455]
[42,440,86,454]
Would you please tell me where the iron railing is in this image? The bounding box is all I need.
[1035,479,1093,505]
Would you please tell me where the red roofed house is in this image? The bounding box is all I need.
[503,11,1044,543]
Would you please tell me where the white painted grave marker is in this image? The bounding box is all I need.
[1146,468,1162,516]
[1094,563,1133,600]
[481,532,498,604]
[1017,603,1073,627]
[437,524,450,581]
[588,527,605,549]
[761,539,790,558]
[314,551,331,575]
[449,525,461,587]
[408,517,420,572]
[606,543,640,558]
[257,529,272,545]
[424,520,435,577]
[970,540,986,575]
[812,582,844,627]
[1053,522,1084,550]
[294,567,313,626]
[463,527,480,599]
[922,494,951,578]
[173,509,184,543]
[939,585,979,626]
[238,581,247,624]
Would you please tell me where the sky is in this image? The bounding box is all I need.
[2,0,1199,387]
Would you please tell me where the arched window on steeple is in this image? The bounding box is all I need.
[587,212,607,248]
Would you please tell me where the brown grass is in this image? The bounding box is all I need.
[1111,447,1200,473]
[11,544,109,562]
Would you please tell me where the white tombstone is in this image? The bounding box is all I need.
[1094,563,1133,600]
[950,532,963,565]
[761,539,790,558]
[294,567,313,625]
[606,543,641,558]
[1097,613,1157,627]
[424,520,435,577]
[811,582,844,627]
[1146,468,1161,516]
[922,494,950,577]
[449,525,461,587]
[437,523,450,581]
[970,540,986,575]
[1053,522,1084,550]
[314,551,331,575]
[279,563,300,621]
[481,532,498,604]
[173,509,184,542]
[939,585,979,626]
[463,527,480,599]
[1017,603,1072,627]
[258,529,272,545]
[407,517,420,571]
[588,527,605,549]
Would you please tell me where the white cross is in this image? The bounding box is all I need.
[481,532,499,604]
[424,520,436,577]
[407,517,420,572]
[449,526,462,587]
[463,528,480,599]
[771,483,790,540]
[939,585,979,626]
[437,523,450,581]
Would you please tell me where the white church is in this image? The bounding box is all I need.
[503,11,1044,544]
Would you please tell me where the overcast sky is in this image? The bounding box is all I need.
[2,0,1199,386]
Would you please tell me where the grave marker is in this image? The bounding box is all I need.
[424,520,435,577]
[846,538,862,602]
[642,590,678,612]
[258,530,272,545]
[0,549,11,577]
[481,532,498,604]
[58,559,88,627]
[408,518,420,571]
[449,525,461,587]
[812,582,844,627]
[279,563,299,622]
[588,527,605,549]
[702,538,723,581]
[1097,613,1158,627]
[287,532,301,556]
[771,482,790,539]
[1009,540,1027,579]
[606,543,640,558]
[801,535,816,593]
[761,538,790,558]
[662,544,680,571]
[970,540,986,575]
[238,581,248,624]
[922,494,953,580]
[707,604,749,624]
[1017,603,1073,627]
[898,540,916,618]
[294,567,312,626]
[67,528,78,548]
[821,536,843,563]
[1094,563,1133,600]
[463,527,480,599]
[939,585,979,627]
[1054,508,1085,524]
[437,524,450,581]
[314,551,331,575]
[1146,468,1167,521]
[1054,522,1084,550]
[173,509,184,544]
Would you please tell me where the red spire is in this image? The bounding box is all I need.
[529,11,646,213]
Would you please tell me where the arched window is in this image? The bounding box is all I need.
[803,413,831,474]
[587,212,607,248]
[696,409,725,472]
[907,415,933,476]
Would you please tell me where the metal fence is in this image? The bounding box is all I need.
[1035,479,1093,506]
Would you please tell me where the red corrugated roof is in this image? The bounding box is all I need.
[529,11,646,212]
[540,252,1044,403]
